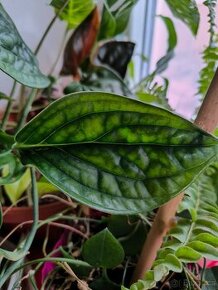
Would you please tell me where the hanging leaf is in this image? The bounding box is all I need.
[165,0,200,35]
[60,7,100,77]
[154,16,177,74]
[82,228,125,268]
[0,4,49,88]
[50,0,95,29]
[99,0,138,40]
[92,41,135,78]
[15,92,218,214]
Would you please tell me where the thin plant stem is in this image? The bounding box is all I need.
[200,258,206,288]
[48,27,68,75]
[0,167,39,288]
[15,88,37,132]
[34,0,70,56]
[1,80,17,130]
[184,268,201,290]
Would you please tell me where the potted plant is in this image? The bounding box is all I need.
[0,0,218,289]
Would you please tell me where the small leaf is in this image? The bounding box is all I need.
[4,168,31,204]
[193,233,218,248]
[82,228,124,268]
[153,264,169,281]
[187,241,218,260]
[164,254,183,272]
[165,0,200,35]
[37,177,59,197]
[50,0,95,29]
[60,7,100,77]
[0,4,49,88]
[175,246,202,262]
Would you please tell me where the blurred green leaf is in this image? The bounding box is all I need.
[50,0,95,29]
[99,0,138,40]
[165,0,200,35]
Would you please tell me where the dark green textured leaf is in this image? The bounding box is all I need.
[0,4,49,88]
[165,0,200,35]
[82,228,124,268]
[15,92,218,214]
[50,0,95,29]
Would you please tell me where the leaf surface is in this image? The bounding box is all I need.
[0,4,49,88]
[82,228,124,268]
[15,92,218,214]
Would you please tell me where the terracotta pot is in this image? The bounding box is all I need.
[2,201,67,225]
[1,201,69,243]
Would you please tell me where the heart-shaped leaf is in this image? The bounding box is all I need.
[15,92,218,214]
[0,4,49,88]
[82,228,125,268]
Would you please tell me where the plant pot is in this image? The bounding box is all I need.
[1,200,69,242]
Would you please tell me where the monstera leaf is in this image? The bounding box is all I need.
[0,4,49,88]
[14,92,218,214]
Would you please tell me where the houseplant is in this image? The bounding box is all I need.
[0,0,218,289]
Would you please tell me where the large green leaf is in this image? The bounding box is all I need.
[15,92,218,214]
[50,0,95,29]
[0,4,49,88]
[82,228,124,268]
[165,0,200,35]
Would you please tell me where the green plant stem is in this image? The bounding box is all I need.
[15,89,37,133]
[200,258,206,288]
[34,0,70,55]
[9,257,90,275]
[0,167,39,288]
[1,80,17,130]
[184,268,201,290]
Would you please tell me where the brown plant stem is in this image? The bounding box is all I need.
[132,67,218,283]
